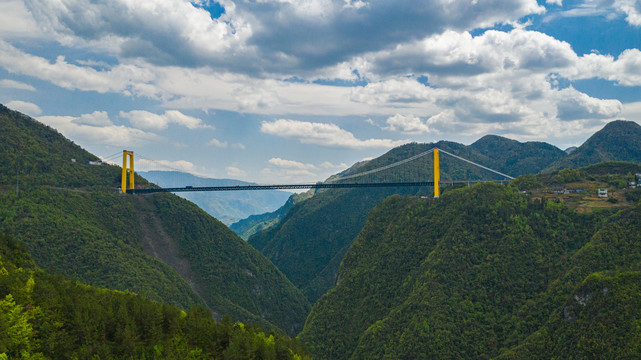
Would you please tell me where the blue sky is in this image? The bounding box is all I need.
[1,0,640,183]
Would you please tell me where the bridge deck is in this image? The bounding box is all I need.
[126,180,508,194]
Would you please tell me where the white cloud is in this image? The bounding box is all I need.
[614,0,641,26]
[385,114,431,134]
[0,79,35,91]
[0,1,43,39]
[364,29,577,82]
[555,87,623,120]
[207,138,228,148]
[6,100,42,116]
[0,40,156,94]
[320,161,348,169]
[22,0,543,74]
[119,110,211,130]
[569,49,641,86]
[37,112,162,147]
[24,0,247,66]
[137,159,195,172]
[73,111,113,126]
[620,101,641,121]
[226,166,247,178]
[268,157,316,169]
[231,143,246,149]
[546,0,563,5]
[164,110,212,129]
[260,119,408,148]
[259,167,317,183]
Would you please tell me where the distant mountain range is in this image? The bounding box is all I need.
[139,170,291,226]
[248,119,641,304]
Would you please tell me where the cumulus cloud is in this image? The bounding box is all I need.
[226,166,247,178]
[37,112,162,147]
[0,79,35,91]
[569,49,641,86]
[0,40,155,94]
[364,29,577,82]
[231,143,246,149]
[73,111,113,126]
[268,157,316,169]
[260,167,317,183]
[22,0,544,74]
[119,110,211,130]
[23,0,247,67]
[556,87,623,120]
[385,114,431,134]
[0,0,42,39]
[614,0,641,26]
[6,100,42,116]
[261,119,408,149]
[620,101,641,121]
[207,138,228,148]
[137,159,195,172]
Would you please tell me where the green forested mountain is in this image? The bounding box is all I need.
[546,120,641,171]
[470,135,566,175]
[0,105,310,335]
[139,171,291,225]
[299,181,641,359]
[249,139,565,303]
[248,121,641,306]
[0,234,310,359]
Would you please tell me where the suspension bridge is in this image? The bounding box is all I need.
[116,148,514,198]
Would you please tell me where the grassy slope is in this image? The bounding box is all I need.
[0,105,310,335]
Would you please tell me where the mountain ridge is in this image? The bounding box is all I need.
[248,120,641,304]
[0,104,310,336]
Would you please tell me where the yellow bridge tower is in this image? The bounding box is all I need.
[434,147,440,198]
[121,150,134,193]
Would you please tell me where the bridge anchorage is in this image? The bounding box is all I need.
[120,148,514,198]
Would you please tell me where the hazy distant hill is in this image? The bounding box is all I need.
[0,104,310,335]
[230,192,312,240]
[546,120,641,171]
[139,171,291,225]
[249,138,564,303]
[299,182,641,359]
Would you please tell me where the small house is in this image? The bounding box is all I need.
[598,188,608,198]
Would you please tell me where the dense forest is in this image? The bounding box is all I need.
[0,105,310,336]
[299,180,641,359]
[249,137,573,303]
[4,102,641,358]
[249,120,641,305]
[0,234,310,359]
